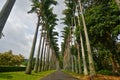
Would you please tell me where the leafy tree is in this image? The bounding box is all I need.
[0,50,24,66]
[84,0,120,74]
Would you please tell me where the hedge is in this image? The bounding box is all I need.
[0,66,26,72]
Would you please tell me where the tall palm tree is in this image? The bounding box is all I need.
[45,43,51,70]
[78,0,96,76]
[25,0,43,74]
[26,0,58,74]
[76,6,88,75]
[62,0,77,72]
[0,0,16,38]
[25,15,40,74]
[73,11,82,74]
[39,33,46,72]
[33,29,43,73]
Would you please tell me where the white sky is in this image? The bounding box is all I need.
[0,0,65,58]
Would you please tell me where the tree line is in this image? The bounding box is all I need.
[25,0,59,74]
[61,0,120,76]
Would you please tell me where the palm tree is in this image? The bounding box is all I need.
[26,0,58,74]
[73,11,82,74]
[76,6,88,75]
[0,0,16,38]
[78,0,96,76]
[45,43,51,70]
[62,0,77,72]
[39,33,46,72]
[42,39,47,71]
[33,29,43,73]
[25,15,40,74]
[25,0,43,74]
[44,42,50,71]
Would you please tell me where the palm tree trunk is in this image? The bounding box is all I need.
[42,43,47,71]
[115,0,120,9]
[25,16,40,74]
[45,44,50,70]
[80,32,88,75]
[77,11,88,75]
[49,48,52,70]
[76,43,82,74]
[0,0,16,37]
[39,36,45,72]
[46,45,50,70]
[74,55,78,73]
[78,0,96,76]
[38,37,45,72]
[71,55,74,72]
[74,15,82,74]
[56,57,60,70]
[63,42,68,70]
[49,49,54,69]
[33,31,42,73]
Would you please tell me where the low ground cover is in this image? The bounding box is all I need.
[63,70,120,80]
[0,70,55,80]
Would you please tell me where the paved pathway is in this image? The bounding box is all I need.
[40,71,79,80]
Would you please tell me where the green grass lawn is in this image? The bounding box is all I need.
[0,70,55,80]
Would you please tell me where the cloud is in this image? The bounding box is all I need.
[53,0,66,49]
[0,0,65,58]
[0,0,37,58]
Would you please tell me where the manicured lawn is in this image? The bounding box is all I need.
[0,70,56,80]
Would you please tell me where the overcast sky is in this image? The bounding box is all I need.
[0,0,65,58]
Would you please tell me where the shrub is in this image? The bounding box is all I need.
[0,66,26,72]
[97,70,113,75]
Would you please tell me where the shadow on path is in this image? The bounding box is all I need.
[40,70,79,80]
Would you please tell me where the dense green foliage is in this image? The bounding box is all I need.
[0,50,24,66]
[0,66,26,72]
[61,0,120,76]
[97,70,113,75]
[84,0,120,73]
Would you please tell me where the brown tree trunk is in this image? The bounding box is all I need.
[78,0,96,76]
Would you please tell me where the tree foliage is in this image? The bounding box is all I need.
[0,50,24,66]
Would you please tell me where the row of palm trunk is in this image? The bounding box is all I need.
[62,0,120,76]
[25,0,59,74]
[62,0,95,76]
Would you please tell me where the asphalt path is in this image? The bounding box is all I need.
[40,70,79,80]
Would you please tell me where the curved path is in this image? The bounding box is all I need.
[40,70,79,80]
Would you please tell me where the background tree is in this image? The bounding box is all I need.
[0,50,24,66]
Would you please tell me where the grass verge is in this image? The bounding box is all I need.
[0,70,56,80]
[63,70,120,80]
